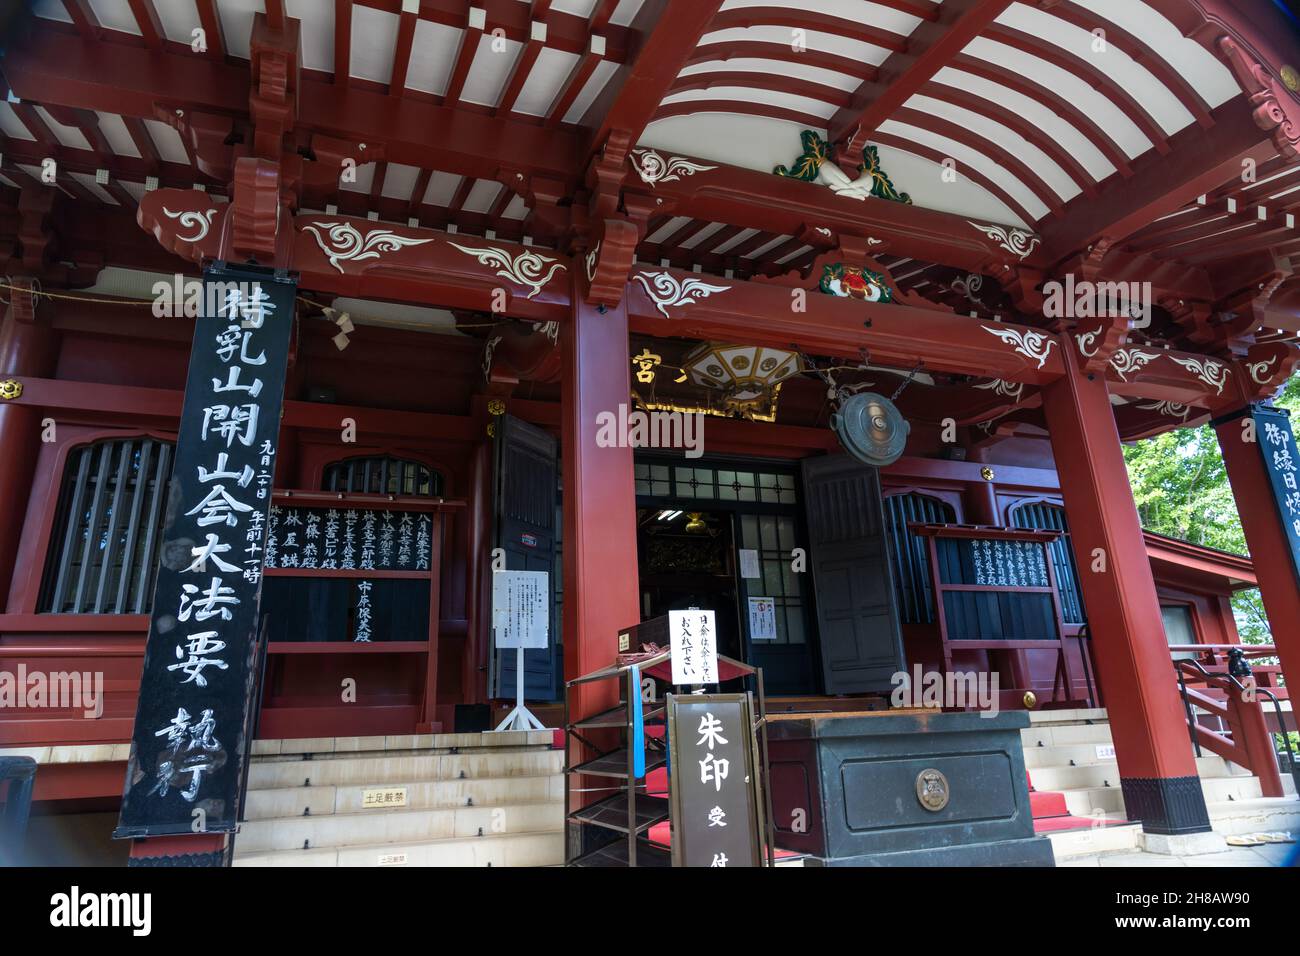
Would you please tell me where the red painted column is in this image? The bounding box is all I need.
[1214,410,1300,701]
[560,287,640,719]
[0,280,57,612]
[1041,336,1210,835]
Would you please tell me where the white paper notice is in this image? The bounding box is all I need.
[669,609,719,685]
[492,570,549,649]
[738,549,761,579]
[748,596,778,641]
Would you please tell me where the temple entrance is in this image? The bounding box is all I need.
[634,457,819,695]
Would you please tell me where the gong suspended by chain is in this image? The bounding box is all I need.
[827,358,920,468]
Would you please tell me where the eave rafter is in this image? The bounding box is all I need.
[828,0,1014,159]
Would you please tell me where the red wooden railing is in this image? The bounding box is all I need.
[1169,645,1294,799]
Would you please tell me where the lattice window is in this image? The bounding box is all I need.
[39,438,174,614]
[322,456,442,497]
[883,492,956,625]
[1009,500,1087,625]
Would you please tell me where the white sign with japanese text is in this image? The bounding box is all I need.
[492,570,549,650]
[747,596,777,641]
[669,609,719,685]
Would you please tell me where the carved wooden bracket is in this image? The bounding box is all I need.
[1218,35,1300,160]
[248,13,300,161]
[1071,315,1131,375]
[1237,340,1300,401]
[581,218,640,306]
[230,157,287,261]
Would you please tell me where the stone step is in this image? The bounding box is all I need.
[1046,822,1142,860]
[234,830,564,867]
[252,730,553,760]
[1028,754,1245,789]
[247,748,565,790]
[244,774,564,820]
[1020,722,1114,748]
[1027,707,1110,726]
[1056,785,1126,818]
[1023,741,1120,768]
[1051,774,1269,818]
[236,799,563,853]
[1205,795,1300,836]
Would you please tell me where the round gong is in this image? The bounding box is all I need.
[831,391,910,467]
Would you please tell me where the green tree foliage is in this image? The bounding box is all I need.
[1123,374,1300,642]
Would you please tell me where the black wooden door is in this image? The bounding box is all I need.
[492,414,561,701]
[800,454,906,694]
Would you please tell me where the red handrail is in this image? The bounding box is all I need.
[1175,659,1285,798]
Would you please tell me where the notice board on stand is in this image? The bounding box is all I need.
[910,524,1081,707]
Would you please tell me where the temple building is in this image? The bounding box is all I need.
[0,0,1297,867]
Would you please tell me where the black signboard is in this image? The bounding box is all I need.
[116,264,295,839]
[666,693,763,868]
[1252,405,1300,589]
[935,537,1049,588]
[263,506,432,571]
[259,577,430,642]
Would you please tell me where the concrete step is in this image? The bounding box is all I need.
[247,748,564,790]
[237,799,563,853]
[253,730,554,760]
[1055,785,1126,818]
[234,830,564,867]
[1020,722,1114,748]
[244,774,564,820]
[1049,774,1270,819]
[1046,822,1142,860]
[1023,741,1119,768]
[1028,754,1246,789]
[1206,795,1300,836]
[1027,707,1109,726]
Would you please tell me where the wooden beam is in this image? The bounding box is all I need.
[2,28,589,182]
[1041,100,1277,261]
[582,0,725,153]
[830,0,1013,155]
[335,0,353,86]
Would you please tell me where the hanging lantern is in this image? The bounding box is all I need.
[680,343,803,418]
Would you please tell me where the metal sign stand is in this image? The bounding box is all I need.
[494,645,547,732]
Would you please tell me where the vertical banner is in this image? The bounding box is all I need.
[115,264,296,839]
[1252,405,1300,589]
[666,694,763,867]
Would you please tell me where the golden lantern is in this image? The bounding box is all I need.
[679,343,803,419]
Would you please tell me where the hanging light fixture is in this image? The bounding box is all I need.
[679,343,803,419]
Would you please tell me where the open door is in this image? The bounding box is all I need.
[491,414,561,701]
[800,454,906,694]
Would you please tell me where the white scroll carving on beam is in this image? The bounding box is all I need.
[1169,355,1229,395]
[981,325,1055,369]
[1074,323,1106,358]
[1109,348,1159,382]
[163,207,217,243]
[968,221,1040,260]
[303,221,434,274]
[447,242,565,300]
[1137,399,1191,422]
[629,149,717,187]
[632,271,732,318]
[974,378,1024,401]
[1248,354,1280,385]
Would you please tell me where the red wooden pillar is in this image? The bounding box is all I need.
[1041,336,1210,835]
[560,287,640,719]
[1214,409,1300,701]
[0,280,57,612]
